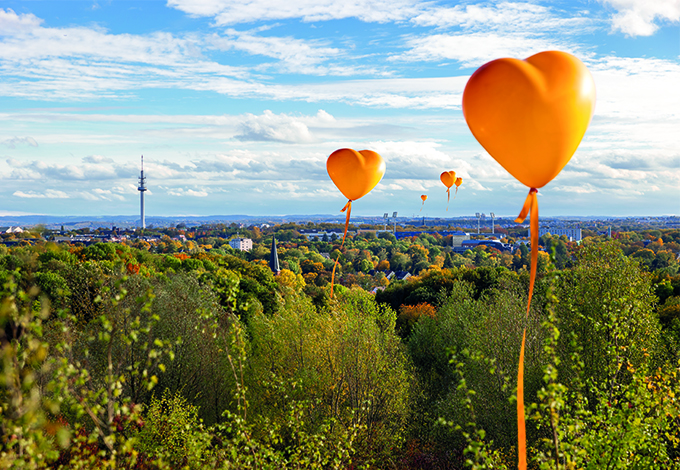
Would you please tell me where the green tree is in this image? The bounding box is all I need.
[247,289,413,465]
[556,241,661,390]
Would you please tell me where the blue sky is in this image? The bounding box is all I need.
[1,0,679,219]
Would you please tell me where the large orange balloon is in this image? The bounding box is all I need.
[462,50,595,189]
[327,148,385,201]
[440,171,455,188]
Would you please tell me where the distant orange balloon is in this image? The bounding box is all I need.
[440,171,455,188]
[454,177,463,198]
[420,194,428,202]
[327,148,385,201]
[441,171,456,209]
[462,50,595,189]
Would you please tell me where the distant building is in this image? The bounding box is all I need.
[393,230,470,246]
[451,239,511,254]
[0,226,24,234]
[534,227,582,242]
[457,239,512,252]
[229,237,252,251]
[299,229,352,240]
[449,232,471,247]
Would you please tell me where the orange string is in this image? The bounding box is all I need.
[330,200,351,298]
[454,186,459,199]
[517,330,527,470]
[446,188,450,211]
[513,188,538,470]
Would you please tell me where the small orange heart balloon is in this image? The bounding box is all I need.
[462,50,595,189]
[440,171,456,188]
[421,194,428,202]
[327,148,385,201]
[455,177,462,187]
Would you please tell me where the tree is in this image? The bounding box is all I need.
[390,253,411,272]
[556,241,661,390]
[377,259,390,271]
[247,289,413,465]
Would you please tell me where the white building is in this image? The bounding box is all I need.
[533,227,582,242]
[299,230,353,240]
[229,237,253,251]
[0,226,24,233]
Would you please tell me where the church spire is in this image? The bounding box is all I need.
[269,235,280,275]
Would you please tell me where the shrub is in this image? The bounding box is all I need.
[134,389,211,468]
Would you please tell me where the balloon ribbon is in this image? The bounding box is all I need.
[513,188,538,470]
[446,188,450,211]
[454,187,459,199]
[330,199,352,298]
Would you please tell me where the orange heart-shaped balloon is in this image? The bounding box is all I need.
[455,177,463,187]
[327,148,385,201]
[421,194,428,202]
[462,50,595,189]
[440,171,456,188]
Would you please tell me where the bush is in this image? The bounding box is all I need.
[134,389,211,468]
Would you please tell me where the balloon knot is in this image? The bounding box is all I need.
[530,188,538,194]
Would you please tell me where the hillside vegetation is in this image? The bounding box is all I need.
[1,230,679,469]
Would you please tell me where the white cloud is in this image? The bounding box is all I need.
[167,188,209,197]
[235,110,315,143]
[78,191,100,201]
[0,8,42,34]
[83,155,113,163]
[600,0,680,36]
[582,56,680,152]
[3,156,134,181]
[390,32,569,68]
[0,8,249,100]
[209,29,348,75]
[0,136,38,148]
[411,2,594,32]
[167,0,421,25]
[92,188,126,201]
[13,189,69,198]
[366,140,457,181]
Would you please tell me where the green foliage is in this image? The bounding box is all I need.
[555,241,661,390]
[162,255,182,271]
[181,258,204,271]
[530,272,680,470]
[82,242,118,262]
[247,288,413,465]
[408,280,545,454]
[1,233,679,469]
[34,271,70,308]
[151,273,242,426]
[0,281,59,467]
[134,389,211,468]
[376,265,520,313]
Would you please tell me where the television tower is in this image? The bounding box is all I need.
[138,155,147,229]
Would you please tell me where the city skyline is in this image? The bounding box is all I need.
[1,0,679,218]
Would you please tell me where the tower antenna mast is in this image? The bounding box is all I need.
[138,155,147,229]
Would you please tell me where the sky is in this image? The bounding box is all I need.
[1,0,679,219]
